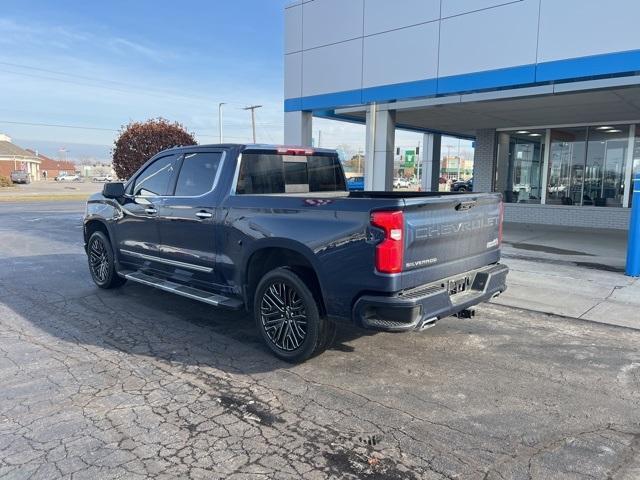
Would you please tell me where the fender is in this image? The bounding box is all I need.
[84,199,123,264]
[241,237,328,299]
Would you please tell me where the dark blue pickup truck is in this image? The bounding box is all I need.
[84,144,507,362]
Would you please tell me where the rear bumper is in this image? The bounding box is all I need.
[353,264,508,332]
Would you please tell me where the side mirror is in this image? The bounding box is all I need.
[102,182,125,199]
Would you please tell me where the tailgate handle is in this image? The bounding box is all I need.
[456,201,477,211]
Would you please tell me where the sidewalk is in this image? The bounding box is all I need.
[494,223,640,329]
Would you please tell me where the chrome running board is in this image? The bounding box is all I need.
[123,271,243,309]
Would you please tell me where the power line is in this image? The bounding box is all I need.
[0,120,118,132]
[0,68,214,104]
[0,61,258,107]
[0,63,287,130]
[0,61,163,93]
[0,119,256,141]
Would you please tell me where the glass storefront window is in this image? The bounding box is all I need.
[547,127,587,206]
[584,125,628,207]
[503,130,545,204]
[547,126,628,207]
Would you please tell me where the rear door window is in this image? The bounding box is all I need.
[236,153,346,194]
[174,152,223,196]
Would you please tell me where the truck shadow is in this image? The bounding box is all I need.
[0,253,376,374]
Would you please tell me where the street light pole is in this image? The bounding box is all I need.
[218,102,226,143]
[243,105,262,143]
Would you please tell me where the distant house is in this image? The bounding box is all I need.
[0,134,41,181]
[25,149,76,179]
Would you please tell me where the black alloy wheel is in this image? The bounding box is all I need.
[254,267,334,362]
[87,231,126,289]
[89,235,109,283]
[260,281,308,351]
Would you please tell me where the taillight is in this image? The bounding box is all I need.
[371,210,404,273]
[498,201,505,245]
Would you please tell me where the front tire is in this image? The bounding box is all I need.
[254,267,332,363]
[87,231,126,289]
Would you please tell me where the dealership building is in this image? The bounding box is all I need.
[284,0,640,230]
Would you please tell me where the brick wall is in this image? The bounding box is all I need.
[472,129,496,193]
[504,204,630,230]
[0,161,13,178]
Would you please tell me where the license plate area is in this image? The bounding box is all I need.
[448,276,471,296]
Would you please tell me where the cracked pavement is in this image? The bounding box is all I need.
[1,201,639,479]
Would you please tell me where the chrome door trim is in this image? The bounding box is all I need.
[120,249,213,273]
[229,153,242,195]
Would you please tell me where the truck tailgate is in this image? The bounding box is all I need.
[400,193,502,290]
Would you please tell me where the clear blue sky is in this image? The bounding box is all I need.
[0,0,472,162]
[0,0,289,159]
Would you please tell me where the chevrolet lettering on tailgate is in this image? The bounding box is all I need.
[416,216,500,239]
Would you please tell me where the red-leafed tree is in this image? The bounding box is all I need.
[112,118,196,180]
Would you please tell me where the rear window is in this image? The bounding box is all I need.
[236,153,346,194]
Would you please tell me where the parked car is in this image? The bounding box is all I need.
[393,177,410,188]
[56,173,81,182]
[10,170,31,184]
[83,144,507,362]
[451,178,473,192]
[347,176,364,191]
[92,174,113,182]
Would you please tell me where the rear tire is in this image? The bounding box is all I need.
[254,267,332,363]
[87,231,126,289]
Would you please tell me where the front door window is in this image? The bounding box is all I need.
[132,154,180,197]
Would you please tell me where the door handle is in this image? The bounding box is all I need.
[195,211,213,219]
[145,207,157,215]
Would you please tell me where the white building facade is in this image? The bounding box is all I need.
[284,0,640,230]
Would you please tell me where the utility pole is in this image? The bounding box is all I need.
[243,105,262,143]
[218,102,226,143]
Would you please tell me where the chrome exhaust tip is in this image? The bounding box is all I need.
[418,317,438,331]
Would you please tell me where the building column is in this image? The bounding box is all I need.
[495,132,511,198]
[473,129,497,193]
[421,133,441,192]
[365,105,396,191]
[284,111,312,146]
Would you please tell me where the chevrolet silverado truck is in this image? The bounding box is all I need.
[83,144,508,362]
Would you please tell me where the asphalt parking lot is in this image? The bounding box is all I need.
[0,181,103,202]
[1,201,639,479]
